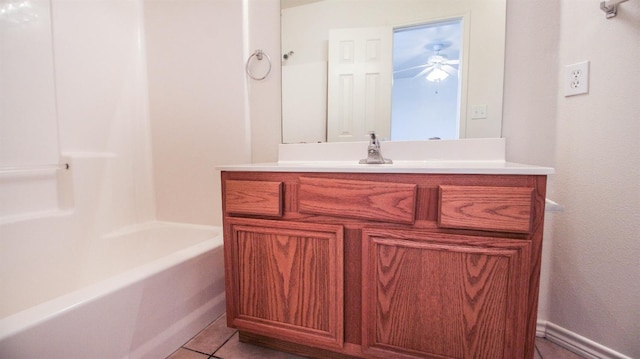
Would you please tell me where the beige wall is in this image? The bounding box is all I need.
[143,0,282,226]
[552,1,639,357]
[502,0,560,331]
[145,0,251,226]
[247,0,282,163]
[506,0,639,357]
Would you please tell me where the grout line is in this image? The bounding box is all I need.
[211,329,239,356]
[176,347,212,357]
[536,342,544,359]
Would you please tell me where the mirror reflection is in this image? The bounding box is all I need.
[281,0,506,144]
[391,19,462,141]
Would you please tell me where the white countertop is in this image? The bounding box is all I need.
[217,160,554,175]
[217,138,554,175]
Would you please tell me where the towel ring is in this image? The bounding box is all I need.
[245,49,271,80]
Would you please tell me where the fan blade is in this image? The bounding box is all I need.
[412,65,436,79]
[442,65,458,75]
[444,59,460,65]
[393,63,430,74]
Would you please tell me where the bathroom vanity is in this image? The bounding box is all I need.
[219,140,553,359]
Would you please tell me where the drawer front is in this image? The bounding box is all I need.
[298,177,417,224]
[439,185,534,233]
[225,180,283,217]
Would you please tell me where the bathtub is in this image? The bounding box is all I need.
[0,219,226,359]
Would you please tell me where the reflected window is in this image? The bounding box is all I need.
[391,18,462,141]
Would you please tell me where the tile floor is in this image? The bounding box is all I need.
[167,314,585,359]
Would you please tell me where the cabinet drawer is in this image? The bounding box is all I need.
[439,185,534,233]
[225,180,283,217]
[298,177,417,224]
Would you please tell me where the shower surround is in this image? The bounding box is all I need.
[1,0,249,357]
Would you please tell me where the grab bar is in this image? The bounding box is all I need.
[0,163,70,174]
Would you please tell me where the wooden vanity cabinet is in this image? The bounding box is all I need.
[221,171,547,359]
[224,218,344,349]
[362,229,531,359]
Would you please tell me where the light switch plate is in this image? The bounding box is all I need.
[565,61,590,97]
[471,105,488,119]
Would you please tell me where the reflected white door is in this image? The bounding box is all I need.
[327,27,392,142]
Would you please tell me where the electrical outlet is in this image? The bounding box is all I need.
[565,61,590,97]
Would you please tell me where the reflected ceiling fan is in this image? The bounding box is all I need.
[394,43,459,82]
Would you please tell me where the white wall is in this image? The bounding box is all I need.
[502,0,560,331]
[502,0,559,168]
[504,0,639,357]
[551,1,639,357]
[143,0,280,224]
[144,0,250,226]
[247,0,282,162]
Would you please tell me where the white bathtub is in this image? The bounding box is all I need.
[0,219,226,359]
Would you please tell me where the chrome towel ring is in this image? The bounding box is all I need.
[245,49,272,80]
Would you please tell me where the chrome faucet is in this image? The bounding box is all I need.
[359,132,392,164]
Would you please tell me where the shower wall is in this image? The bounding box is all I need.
[0,1,58,164]
[2,0,251,228]
[51,0,156,235]
[0,0,60,219]
[0,0,155,231]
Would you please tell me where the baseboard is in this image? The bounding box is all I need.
[536,320,548,337]
[536,321,633,359]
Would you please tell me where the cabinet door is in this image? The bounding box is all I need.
[362,228,531,359]
[225,218,344,350]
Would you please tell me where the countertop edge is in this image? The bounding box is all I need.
[216,161,555,175]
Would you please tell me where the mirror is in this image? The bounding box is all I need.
[281,0,506,143]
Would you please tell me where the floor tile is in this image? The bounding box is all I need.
[214,332,308,359]
[534,344,543,359]
[167,348,211,359]
[536,337,585,358]
[184,313,238,354]
[175,315,587,359]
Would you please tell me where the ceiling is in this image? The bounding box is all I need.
[393,19,462,79]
